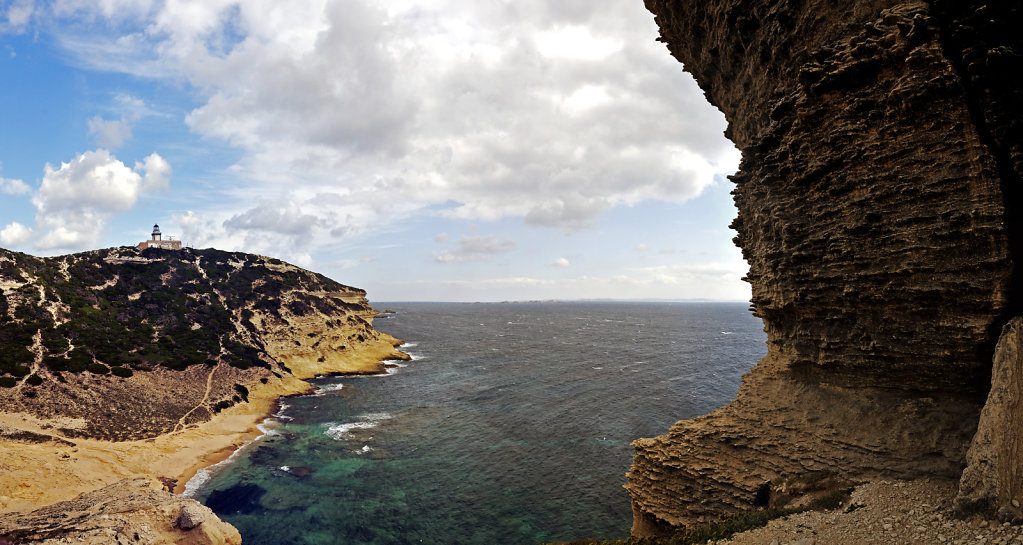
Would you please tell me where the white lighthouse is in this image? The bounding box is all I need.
[137,223,182,250]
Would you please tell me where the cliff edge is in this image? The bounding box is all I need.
[628,0,1023,534]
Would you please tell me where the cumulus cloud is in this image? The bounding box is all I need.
[553,257,570,267]
[0,222,32,246]
[30,149,171,250]
[434,235,516,263]
[47,0,738,241]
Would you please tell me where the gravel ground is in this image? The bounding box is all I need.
[718,479,1023,545]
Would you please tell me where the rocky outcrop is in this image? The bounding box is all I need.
[957,317,1023,521]
[0,479,241,544]
[628,0,1023,534]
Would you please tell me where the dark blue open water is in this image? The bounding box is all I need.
[191,302,765,545]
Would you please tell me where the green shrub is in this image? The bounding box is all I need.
[0,376,16,388]
[110,366,133,378]
[86,363,110,375]
[25,374,43,386]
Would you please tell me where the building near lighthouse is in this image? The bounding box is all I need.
[137,224,183,250]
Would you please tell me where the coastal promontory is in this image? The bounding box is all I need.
[0,245,407,541]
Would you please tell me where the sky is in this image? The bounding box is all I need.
[0,0,747,302]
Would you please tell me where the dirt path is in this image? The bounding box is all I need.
[173,364,218,433]
[718,479,1022,545]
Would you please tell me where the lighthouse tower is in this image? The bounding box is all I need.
[137,223,182,250]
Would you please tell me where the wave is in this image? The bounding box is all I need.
[324,413,393,441]
[309,383,345,397]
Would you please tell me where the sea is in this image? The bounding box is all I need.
[189,301,766,545]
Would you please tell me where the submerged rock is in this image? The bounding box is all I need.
[204,483,267,516]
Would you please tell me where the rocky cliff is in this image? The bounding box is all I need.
[628,0,1023,534]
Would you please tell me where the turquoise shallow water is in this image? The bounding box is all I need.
[193,302,766,545]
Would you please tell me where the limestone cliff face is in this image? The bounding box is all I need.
[628,0,1023,534]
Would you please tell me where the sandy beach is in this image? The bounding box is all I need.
[0,335,405,514]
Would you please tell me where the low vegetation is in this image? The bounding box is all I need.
[0,246,364,386]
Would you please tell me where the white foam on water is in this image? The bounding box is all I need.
[257,422,280,436]
[324,413,393,441]
[310,382,345,396]
[179,414,287,498]
[273,403,294,421]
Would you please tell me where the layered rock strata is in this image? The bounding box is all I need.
[628,0,1023,534]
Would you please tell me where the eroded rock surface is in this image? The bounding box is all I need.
[628,0,1023,534]
[0,479,241,544]
[957,317,1023,521]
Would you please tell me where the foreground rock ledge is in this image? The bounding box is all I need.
[628,0,1023,534]
[0,479,241,544]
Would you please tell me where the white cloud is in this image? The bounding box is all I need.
[0,176,30,195]
[35,150,150,212]
[0,222,32,246]
[135,152,171,191]
[47,0,738,242]
[1,0,34,33]
[535,24,622,60]
[224,201,322,236]
[29,149,171,250]
[88,116,133,149]
[434,234,516,263]
[553,257,570,267]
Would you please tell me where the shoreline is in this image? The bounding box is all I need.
[171,397,285,496]
[0,336,407,514]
